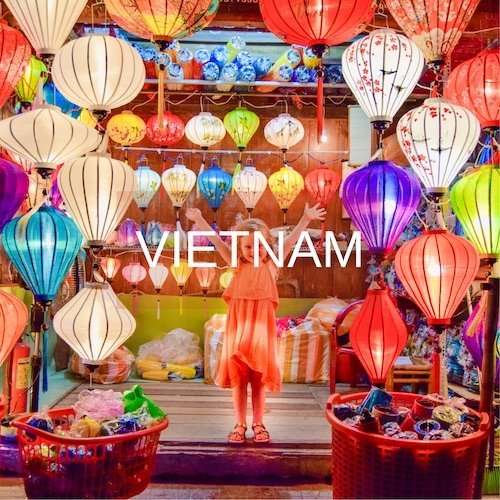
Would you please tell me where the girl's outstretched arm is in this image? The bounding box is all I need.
[283,203,326,259]
[186,208,232,265]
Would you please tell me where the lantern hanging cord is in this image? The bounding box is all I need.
[413,208,429,231]
[165,90,202,106]
[132,93,157,111]
[203,93,237,106]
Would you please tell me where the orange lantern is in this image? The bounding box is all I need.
[195,267,216,296]
[349,287,407,385]
[100,257,121,283]
[0,288,29,367]
[395,230,480,325]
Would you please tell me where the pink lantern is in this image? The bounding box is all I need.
[122,262,147,316]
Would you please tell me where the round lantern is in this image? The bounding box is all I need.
[394,229,480,325]
[101,257,121,283]
[161,156,196,219]
[268,164,304,224]
[51,35,145,121]
[450,164,499,260]
[0,105,101,177]
[0,289,29,367]
[444,49,499,133]
[106,110,147,146]
[197,158,232,220]
[305,168,341,208]
[342,160,422,257]
[122,262,147,288]
[385,0,481,69]
[170,259,192,294]
[397,98,481,195]
[58,153,136,247]
[149,263,169,319]
[4,0,87,57]
[43,82,80,118]
[349,287,408,385]
[0,158,29,232]
[146,112,185,146]
[0,21,31,109]
[219,270,233,289]
[53,282,136,365]
[104,0,219,44]
[196,267,216,296]
[264,113,304,154]
[134,160,161,213]
[233,159,267,213]
[185,112,226,149]
[342,29,424,133]
[223,106,260,151]
[14,56,48,108]
[2,205,83,305]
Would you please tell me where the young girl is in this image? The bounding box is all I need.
[186,203,326,444]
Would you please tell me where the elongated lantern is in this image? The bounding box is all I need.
[161,156,196,220]
[171,259,192,294]
[101,257,121,283]
[233,160,267,213]
[197,158,232,220]
[268,164,304,224]
[0,289,29,367]
[196,267,216,296]
[134,162,161,210]
[223,106,259,151]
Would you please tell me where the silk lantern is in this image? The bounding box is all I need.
[397,98,480,196]
[149,263,169,319]
[134,159,161,228]
[0,158,29,232]
[264,113,304,156]
[4,0,87,57]
[170,259,192,294]
[0,289,29,367]
[450,164,499,260]
[52,35,145,121]
[58,153,136,247]
[0,105,101,177]
[197,158,232,221]
[106,111,147,152]
[385,0,481,70]
[161,156,197,220]
[101,257,121,283]
[53,282,136,365]
[43,82,80,118]
[233,158,267,214]
[122,262,147,316]
[146,112,185,146]
[196,267,216,296]
[0,20,31,109]
[219,270,233,289]
[444,48,499,133]
[185,112,226,149]
[259,0,375,140]
[395,229,480,325]
[223,106,259,151]
[341,160,422,257]
[342,29,424,136]
[349,287,408,385]
[14,56,48,108]
[268,164,304,224]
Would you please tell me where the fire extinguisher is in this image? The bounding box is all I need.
[3,342,31,414]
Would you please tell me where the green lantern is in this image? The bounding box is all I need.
[14,56,48,108]
[450,164,499,260]
[223,106,260,151]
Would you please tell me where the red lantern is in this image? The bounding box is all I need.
[146,112,185,147]
[0,289,29,367]
[305,168,341,208]
[0,21,31,109]
[444,48,499,133]
[395,230,480,326]
[349,287,408,385]
[259,0,374,141]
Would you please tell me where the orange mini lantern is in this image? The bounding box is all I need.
[349,287,407,385]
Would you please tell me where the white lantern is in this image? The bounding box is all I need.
[161,157,196,219]
[0,105,101,176]
[52,35,145,121]
[122,262,147,287]
[195,267,216,295]
[4,0,87,56]
[58,153,136,246]
[342,29,424,132]
[185,112,226,149]
[134,163,161,210]
[264,113,304,153]
[397,98,480,194]
[53,282,136,365]
[233,161,267,213]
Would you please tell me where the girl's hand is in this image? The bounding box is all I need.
[303,202,327,223]
[186,207,203,223]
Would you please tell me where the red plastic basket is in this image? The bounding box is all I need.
[326,392,489,499]
[13,407,168,499]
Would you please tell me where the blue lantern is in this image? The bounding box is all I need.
[342,160,422,257]
[43,82,81,118]
[2,205,83,305]
[197,158,232,221]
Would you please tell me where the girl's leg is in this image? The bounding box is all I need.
[228,367,249,443]
[249,369,270,442]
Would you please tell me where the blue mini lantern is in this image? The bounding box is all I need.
[197,157,232,221]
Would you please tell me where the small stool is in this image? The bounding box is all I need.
[386,357,433,394]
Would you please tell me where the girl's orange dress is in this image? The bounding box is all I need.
[217,260,281,392]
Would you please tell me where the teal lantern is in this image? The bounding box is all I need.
[197,157,232,222]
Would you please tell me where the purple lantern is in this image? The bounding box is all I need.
[342,160,421,256]
[462,295,500,385]
[50,167,65,212]
[0,158,29,233]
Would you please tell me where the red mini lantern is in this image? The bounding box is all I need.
[395,230,480,325]
[349,287,408,385]
[146,112,185,147]
[259,0,374,140]
[0,21,31,109]
[444,48,499,133]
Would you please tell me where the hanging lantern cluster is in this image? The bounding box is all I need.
[268,164,304,224]
[197,157,232,221]
[107,110,147,147]
[162,155,197,220]
[185,111,226,149]
[233,157,267,214]
[146,112,185,146]
[264,113,304,157]
[0,158,29,232]
[14,56,48,109]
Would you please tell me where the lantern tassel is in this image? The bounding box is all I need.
[179,294,183,316]
[158,63,165,131]
[132,291,137,317]
[157,293,160,320]
[316,63,324,144]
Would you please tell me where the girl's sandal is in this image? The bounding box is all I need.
[252,423,270,443]
[228,423,247,444]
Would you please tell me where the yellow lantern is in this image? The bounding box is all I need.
[14,56,47,108]
[219,270,233,289]
[106,110,146,147]
[170,259,192,294]
[78,108,98,128]
[268,164,304,224]
[100,257,121,283]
